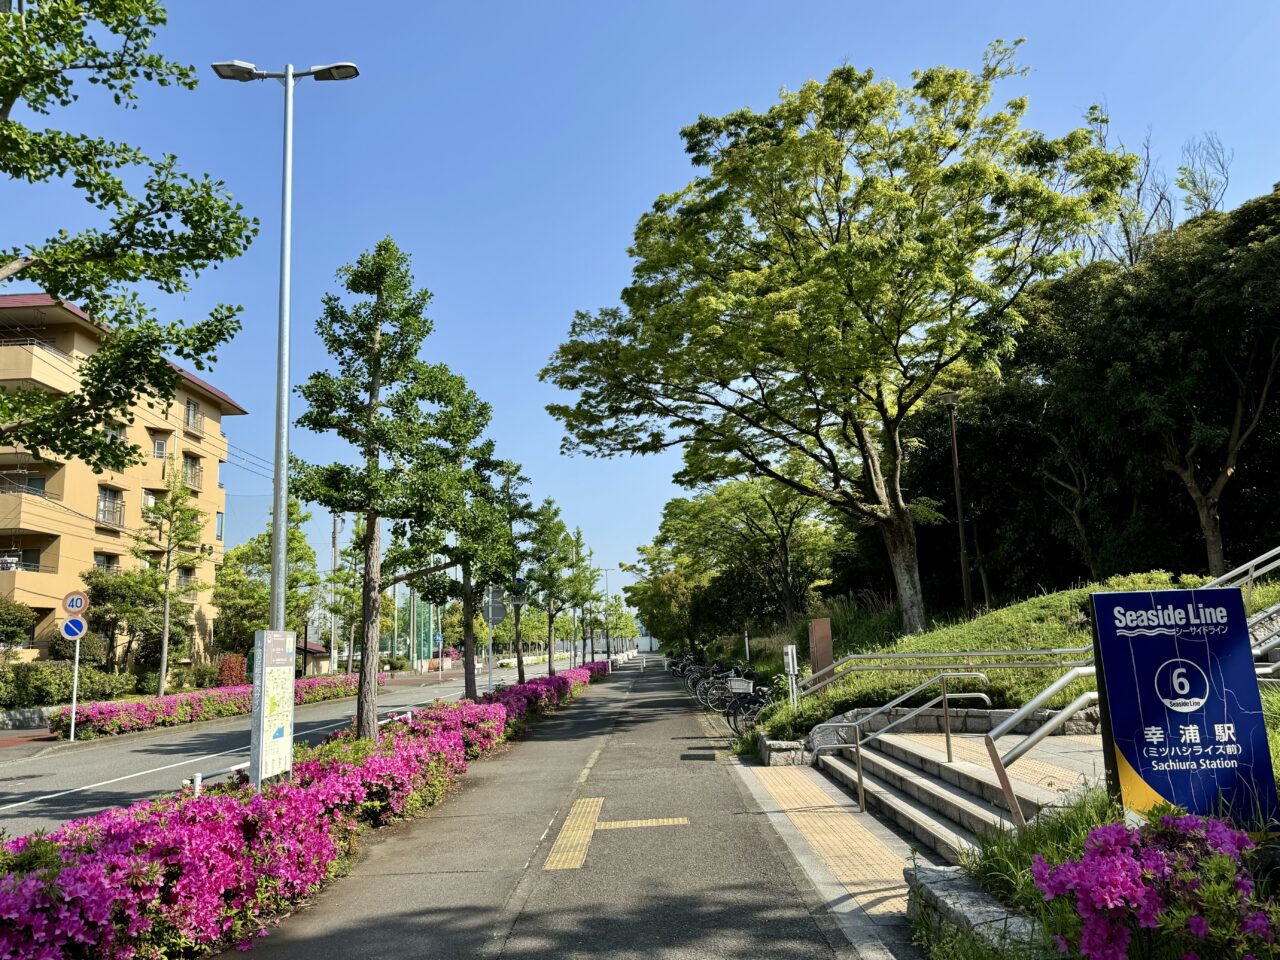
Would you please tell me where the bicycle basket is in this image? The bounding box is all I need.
[727,677,754,694]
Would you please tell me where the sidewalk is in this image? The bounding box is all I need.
[239,663,855,960]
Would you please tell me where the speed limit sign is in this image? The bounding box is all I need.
[62,590,90,616]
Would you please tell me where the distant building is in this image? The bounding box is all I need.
[0,294,246,661]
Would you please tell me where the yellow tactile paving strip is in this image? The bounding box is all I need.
[544,799,689,870]
[753,767,910,920]
[595,818,689,830]
[901,734,1089,793]
[544,797,604,870]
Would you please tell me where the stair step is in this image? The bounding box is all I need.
[852,747,1015,838]
[818,753,980,864]
[866,734,1061,821]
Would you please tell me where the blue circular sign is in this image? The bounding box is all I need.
[60,617,87,640]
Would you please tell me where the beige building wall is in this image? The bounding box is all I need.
[0,295,246,663]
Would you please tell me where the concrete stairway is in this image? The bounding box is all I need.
[816,734,1061,864]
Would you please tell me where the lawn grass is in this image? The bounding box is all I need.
[758,572,1280,741]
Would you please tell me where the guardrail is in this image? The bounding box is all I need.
[181,709,416,794]
[1207,544,1280,603]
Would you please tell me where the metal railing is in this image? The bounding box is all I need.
[184,411,205,436]
[0,337,73,360]
[182,463,204,489]
[182,709,417,794]
[800,647,1091,699]
[95,497,125,528]
[1207,544,1280,604]
[810,671,990,811]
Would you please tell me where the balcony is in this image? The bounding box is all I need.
[0,339,79,395]
[183,410,205,437]
[182,463,204,490]
[96,498,126,529]
[0,489,61,534]
[0,565,65,608]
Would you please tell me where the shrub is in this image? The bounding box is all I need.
[134,670,160,695]
[2,662,133,709]
[1,661,613,958]
[0,595,34,649]
[1034,812,1279,960]
[48,674,386,739]
[46,630,108,666]
[386,655,410,672]
[192,662,219,688]
[217,652,247,686]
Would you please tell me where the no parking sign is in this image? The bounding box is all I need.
[1091,587,1278,823]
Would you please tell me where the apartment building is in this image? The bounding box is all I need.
[0,293,246,661]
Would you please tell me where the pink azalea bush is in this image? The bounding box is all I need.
[480,666,599,732]
[48,675,389,740]
[1034,813,1280,960]
[3,662,611,958]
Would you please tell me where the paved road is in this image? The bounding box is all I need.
[0,666,530,838]
[240,662,854,960]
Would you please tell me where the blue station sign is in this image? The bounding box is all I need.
[1091,587,1278,824]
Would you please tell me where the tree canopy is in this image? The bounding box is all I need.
[544,41,1134,631]
[0,0,256,470]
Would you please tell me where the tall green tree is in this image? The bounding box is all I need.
[0,0,256,470]
[543,42,1134,632]
[565,528,600,663]
[527,499,573,677]
[1038,189,1280,574]
[212,499,320,653]
[295,238,487,736]
[493,462,534,683]
[134,456,205,693]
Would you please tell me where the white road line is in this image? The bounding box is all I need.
[0,685,479,815]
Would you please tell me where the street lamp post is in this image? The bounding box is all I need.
[210,59,359,631]
[939,391,973,615]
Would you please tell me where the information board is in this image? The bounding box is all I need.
[1091,587,1277,823]
[249,629,296,788]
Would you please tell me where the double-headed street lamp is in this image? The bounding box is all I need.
[938,391,974,615]
[210,59,359,631]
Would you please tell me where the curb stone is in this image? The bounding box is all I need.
[906,864,1051,958]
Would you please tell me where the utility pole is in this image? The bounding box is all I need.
[330,512,339,673]
[408,586,416,673]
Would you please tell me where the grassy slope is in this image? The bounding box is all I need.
[760,572,1280,741]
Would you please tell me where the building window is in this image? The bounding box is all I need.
[177,566,196,590]
[153,436,166,459]
[182,453,202,489]
[96,486,124,527]
[93,552,120,572]
[103,422,124,442]
[142,489,157,508]
[24,475,45,496]
[184,400,203,435]
[216,511,224,541]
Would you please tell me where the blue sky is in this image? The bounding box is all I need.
[7,1,1279,587]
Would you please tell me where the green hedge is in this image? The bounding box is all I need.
[0,662,135,709]
[757,571,1246,741]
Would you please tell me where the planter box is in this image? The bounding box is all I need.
[907,864,1049,958]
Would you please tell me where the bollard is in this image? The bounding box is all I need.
[193,772,203,796]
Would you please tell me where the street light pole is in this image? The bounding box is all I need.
[939,392,973,615]
[211,59,359,632]
[602,568,615,657]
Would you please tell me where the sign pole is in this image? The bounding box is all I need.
[69,632,80,742]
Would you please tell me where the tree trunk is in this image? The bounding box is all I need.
[461,565,478,700]
[1195,495,1227,576]
[547,608,557,677]
[157,551,173,696]
[513,603,525,684]
[879,512,926,634]
[356,510,382,739]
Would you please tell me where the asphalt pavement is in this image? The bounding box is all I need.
[238,661,855,960]
[0,665,527,838]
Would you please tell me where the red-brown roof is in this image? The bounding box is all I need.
[296,640,329,656]
[0,293,247,415]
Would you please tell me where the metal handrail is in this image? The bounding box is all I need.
[801,654,1090,700]
[182,709,416,794]
[809,671,988,811]
[1207,544,1280,600]
[800,646,1092,692]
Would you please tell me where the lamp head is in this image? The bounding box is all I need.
[211,60,260,82]
[938,390,961,409]
[310,62,360,81]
